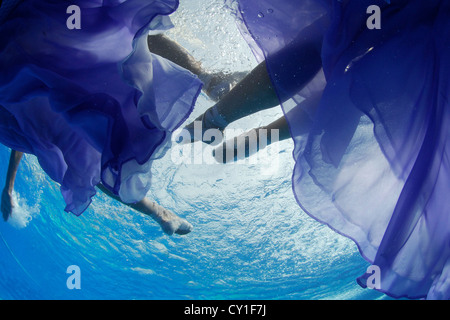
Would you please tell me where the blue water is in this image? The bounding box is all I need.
[0,0,389,300]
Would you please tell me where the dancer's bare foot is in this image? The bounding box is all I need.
[131,197,193,236]
[151,203,193,236]
[1,188,14,221]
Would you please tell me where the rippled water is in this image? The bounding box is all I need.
[0,0,388,300]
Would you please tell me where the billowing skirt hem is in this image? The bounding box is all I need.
[0,0,203,215]
[230,0,450,299]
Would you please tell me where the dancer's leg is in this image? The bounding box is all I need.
[2,150,23,221]
[212,115,288,163]
[184,60,279,137]
[148,34,204,77]
[213,91,322,163]
[181,17,324,144]
[97,183,192,236]
[148,34,246,101]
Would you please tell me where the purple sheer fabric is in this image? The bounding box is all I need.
[230,0,449,299]
[0,0,202,215]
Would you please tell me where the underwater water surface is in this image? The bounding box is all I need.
[0,0,388,300]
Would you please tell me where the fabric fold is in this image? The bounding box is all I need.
[230,0,449,299]
[0,0,202,215]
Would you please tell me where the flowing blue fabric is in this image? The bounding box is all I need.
[0,0,202,215]
[230,0,449,299]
